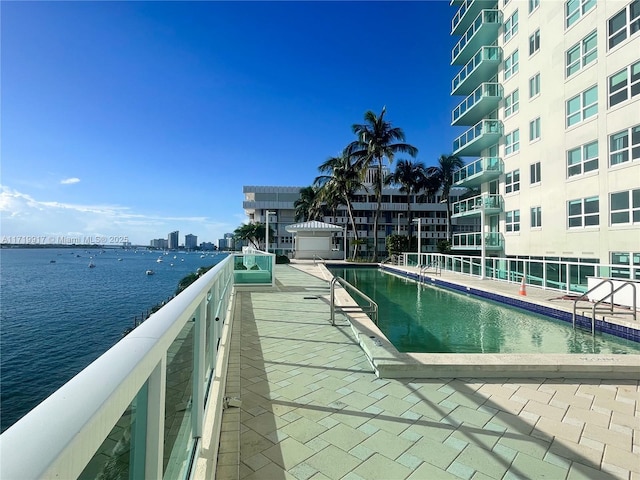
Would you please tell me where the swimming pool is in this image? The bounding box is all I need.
[329,267,640,355]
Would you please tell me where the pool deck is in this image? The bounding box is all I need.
[211,262,639,480]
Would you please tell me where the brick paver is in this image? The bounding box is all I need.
[214,264,640,480]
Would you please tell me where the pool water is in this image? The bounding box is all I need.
[330,268,640,354]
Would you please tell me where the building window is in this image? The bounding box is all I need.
[608,1,640,49]
[609,125,640,166]
[506,210,520,232]
[504,89,519,118]
[529,117,541,141]
[531,206,542,227]
[529,73,540,98]
[505,169,520,194]
[504,50,519,80]
[529,0,540,13]
[529,29,540,55]
[530,162,541,184]
[610,188,640,225]
[567,141,598,177]
[566,0,596,29]
[566,85,598,127]
[505,129,520,155]
[504,11,519,43]
[568,196,599,228]
[566,31,597,77]
[608,60,640,108]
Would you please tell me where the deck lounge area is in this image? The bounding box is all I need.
[206,263,640,480]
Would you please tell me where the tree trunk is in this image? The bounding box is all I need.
[345,197,359,258]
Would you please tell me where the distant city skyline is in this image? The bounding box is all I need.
[1,2,457,245]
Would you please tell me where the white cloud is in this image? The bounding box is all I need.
[60,177,81,185]
[0,185,233,245]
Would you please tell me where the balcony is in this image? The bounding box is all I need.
[451,10,502,66]
[452,119,502,157]
[451,46,502,96]
[452,82,503,126]
[452,232,504,250]
[452,0,498,35]
[453,156,504,188]
[452,194,503,218]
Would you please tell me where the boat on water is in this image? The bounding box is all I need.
[156,257,163,263]
[145,269,155,275]
[88,261,96,268]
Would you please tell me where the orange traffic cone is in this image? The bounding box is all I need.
[519,277,527,296]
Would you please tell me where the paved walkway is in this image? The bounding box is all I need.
[215,264,639,480]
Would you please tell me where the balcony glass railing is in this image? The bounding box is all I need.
[452,232,504,249]
[451,82,502,125]
[451,10,502,65]
[451,46,502,95]
[452,0,498,34]
[453,156,504,184]
[0,252,275,479]
[452,119,502,153]
[452,193,503,216]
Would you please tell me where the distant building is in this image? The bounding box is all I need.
[200,242,215,251]
[185,234,197,250]
[150,238,168,250]
[218,233,235,251]
[243,183,461,257]
[168,231,179,250]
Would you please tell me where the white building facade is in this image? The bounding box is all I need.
[449,0,640,274]
[243,185,462,257]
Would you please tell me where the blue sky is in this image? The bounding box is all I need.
[1,1,458,246]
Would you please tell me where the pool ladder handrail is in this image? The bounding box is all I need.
[572,279,637,335]
[419,262,441,281]
[330,276,378,326]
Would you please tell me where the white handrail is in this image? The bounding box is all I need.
[0,255,235,480]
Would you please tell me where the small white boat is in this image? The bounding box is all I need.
[157,257,163,263]
[145,269,155,275]
[88,261,96,268]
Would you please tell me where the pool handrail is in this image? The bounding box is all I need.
[330,276,378,326]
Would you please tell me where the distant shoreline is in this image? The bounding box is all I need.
[1,244,133,249]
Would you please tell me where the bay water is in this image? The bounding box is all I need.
[0,247,227,432]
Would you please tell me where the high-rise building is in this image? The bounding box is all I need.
[150,238,168,250]
[168,230,179,250]
[448,0,639,270]
[185,234,197,250]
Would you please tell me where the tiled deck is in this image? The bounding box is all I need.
[215,263,639,480]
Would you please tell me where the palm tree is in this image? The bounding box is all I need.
[294,186,321,222]
[314,149,366,258]
[350,107,418,261]
[426,154,465,243]
[233,223,273,250]
[386,159,427,241]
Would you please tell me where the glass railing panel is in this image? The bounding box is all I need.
[233,254,274,284]
[163,320,195,478]
[451,0,472,33]
[451,10,501,64]
[78,383,148,479]
[452,120,502,152]
[528,262,544,287]
[452,82,502,124]
[452,46,502,93]
[545,262,565,290]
